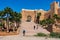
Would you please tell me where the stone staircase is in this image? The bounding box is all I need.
[20,21,50,36]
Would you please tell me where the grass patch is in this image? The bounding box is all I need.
[34,33,47,37]
[34,32,60,38]
[50,32,60,38]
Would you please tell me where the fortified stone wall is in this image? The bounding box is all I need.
[37,9,46,20]
[22,9,36,22]
[21,1,60,33]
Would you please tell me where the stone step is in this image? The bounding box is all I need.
[20,21,50,36]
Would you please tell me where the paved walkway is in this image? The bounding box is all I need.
[20,21,50,36]
[0,35,60,40]
[0,21,60,40]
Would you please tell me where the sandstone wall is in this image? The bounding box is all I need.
[22,10,36,22]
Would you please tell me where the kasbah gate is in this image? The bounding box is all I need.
[21,1,60,33]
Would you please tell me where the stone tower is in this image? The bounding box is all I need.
[50,1,59,14]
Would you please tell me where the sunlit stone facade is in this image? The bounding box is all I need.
[22,1,60,33]
[22,1,60,22]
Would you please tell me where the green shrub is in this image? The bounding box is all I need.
[50,32,60,38]
[35,32,60,38]
[35,33,47,37]
[0,23,2,26]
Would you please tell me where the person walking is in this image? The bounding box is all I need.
[37,24,38,29]
[23,30,26,36]
[34,26,35,30]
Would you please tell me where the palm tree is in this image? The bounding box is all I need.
[0,11,6,31]
[40,19,47,27]
[36,13,41,24]
[2,7,13,32]
[0,11,3,29]
[53,14,58,22]
[45,18,53,32]
[14,12,22,28]
[10,12,22,32]
[0,11,2,18]
[0,7,22,32]
[16,13,22,28]
[46,18,55,25]
[53,14,57,18]
[0,11,4,25]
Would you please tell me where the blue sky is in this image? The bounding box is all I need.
[0,0,60,12]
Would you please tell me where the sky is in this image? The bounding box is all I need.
[0,0,60,12]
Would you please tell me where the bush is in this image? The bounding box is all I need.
[50,32,60,38]
[35,33,47,37]
[34,32,60,38]
[0,23,2,26]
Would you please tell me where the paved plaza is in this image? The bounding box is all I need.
[0,35,60,40]
[0,21,60,40]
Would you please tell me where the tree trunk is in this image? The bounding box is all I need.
[6,14,9,32]
[13,21,16,32]
[17,22,20,28]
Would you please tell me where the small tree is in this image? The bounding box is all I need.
[36,13,41,24]
[40,20,47,26]
[53,14,60,23]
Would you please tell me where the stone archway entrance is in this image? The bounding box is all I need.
[27,15,31,22]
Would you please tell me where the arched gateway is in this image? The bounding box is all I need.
[27,15,31,22]
[22,9,36,22]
